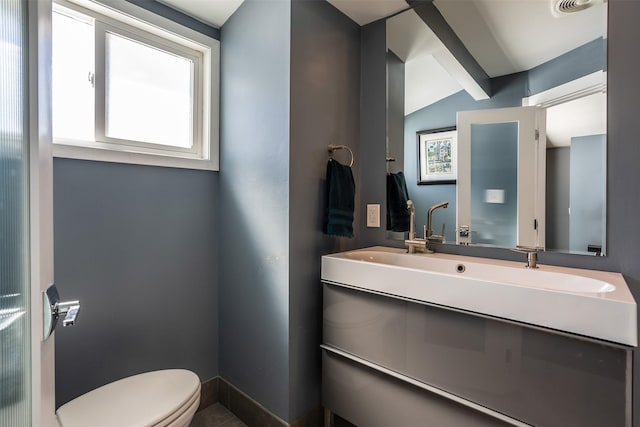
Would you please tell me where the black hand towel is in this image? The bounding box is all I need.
[386,171,410,232]
[324,159,355,238]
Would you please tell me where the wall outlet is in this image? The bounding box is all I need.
[367,204,381,228]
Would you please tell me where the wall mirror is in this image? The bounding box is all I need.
[385,0,607,255]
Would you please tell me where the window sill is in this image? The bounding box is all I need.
[53,143,218,171]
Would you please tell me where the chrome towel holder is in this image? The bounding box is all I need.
[386,157,396,174]
[328,144,354,167]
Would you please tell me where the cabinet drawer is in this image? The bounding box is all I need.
[322,348,512,427]
[323,283,631,427]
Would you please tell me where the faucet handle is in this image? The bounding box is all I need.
[407,199,414,211]
[512,245,543,253]
[511,246,543,268]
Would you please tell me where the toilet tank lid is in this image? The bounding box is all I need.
[56,369,201,427]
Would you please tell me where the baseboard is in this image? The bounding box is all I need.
[197,377,323,427]
[290,405,324,427]
[197,376,220,413]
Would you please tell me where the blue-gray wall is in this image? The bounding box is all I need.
[569,134,606,253]
[527,38,605,96]
[607,7,640,423]
[546,147,570,251]
[362,2,640,424]
[220,0,360,422]
[387,50,405,172]
[289,0,360,421]
[359,20,389,247]
[219,0,292,421]
[53,159,218,407]
[53,1,220,408]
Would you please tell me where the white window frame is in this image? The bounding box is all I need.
[52,0,219,171]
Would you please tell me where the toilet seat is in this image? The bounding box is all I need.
[56,369,201,427]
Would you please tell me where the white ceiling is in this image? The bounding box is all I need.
[157,0,243,28]
[156,0,606,76]
[383,0,607,115]
[434,0,607,77]
[157,0,607,131]
[326,0,408,26]
[547,92,606,147]
[387,8,466,114]
[158,0,408,28]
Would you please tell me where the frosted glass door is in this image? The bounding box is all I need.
[0,0,31,425]
[457,106,546,249]
[470,122,518,247]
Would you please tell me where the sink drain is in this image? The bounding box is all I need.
[455,264,466,273]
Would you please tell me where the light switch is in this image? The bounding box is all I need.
[367,204,380,228]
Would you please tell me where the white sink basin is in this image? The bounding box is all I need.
[322,247,637,346]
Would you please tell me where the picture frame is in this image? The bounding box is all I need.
[417,127,457,185]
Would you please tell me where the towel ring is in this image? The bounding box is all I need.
[386,157,396,174]
[328,144,354,167]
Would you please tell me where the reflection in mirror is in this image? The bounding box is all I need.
[385,0,607,255]
[470,122,518,248]
[458,106,546,249]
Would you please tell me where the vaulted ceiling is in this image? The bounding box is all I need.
[158,0,607,145]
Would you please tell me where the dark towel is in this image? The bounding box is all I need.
[324,159,355,238]
[386,171,410,232]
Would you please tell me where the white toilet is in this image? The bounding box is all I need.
[55,369,201,427]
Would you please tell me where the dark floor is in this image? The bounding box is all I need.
[191,403,248,427]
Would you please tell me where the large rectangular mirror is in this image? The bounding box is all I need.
[385,0,607,255]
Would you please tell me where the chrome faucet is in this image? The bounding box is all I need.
[426,201,448,243]
[407,200,416,241]
[405,200,427,253]
[512,246,543,269]
[405,200,449,253]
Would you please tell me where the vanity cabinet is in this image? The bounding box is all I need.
[322,283,632,427]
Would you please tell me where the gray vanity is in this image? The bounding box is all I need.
[321,248,636,427]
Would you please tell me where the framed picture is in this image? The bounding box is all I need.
[417,127,457,185]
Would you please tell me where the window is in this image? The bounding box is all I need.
[52,0,219,170]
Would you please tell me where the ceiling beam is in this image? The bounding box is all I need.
[408,0,491,98]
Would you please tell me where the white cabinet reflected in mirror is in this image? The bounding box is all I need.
[384,0,607,255]
[457,106,546,249]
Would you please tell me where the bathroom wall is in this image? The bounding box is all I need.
[359,21,388,247]
[569,134,606,253]
[607,7,640,425]
[53,1,220,408]
[546,147,570,250]
[387,50,405,172]
[527,37,605,96]
[362,1,640,424]
[220,0,360,422]
[219,0,292,421]
[53,159,218,407]
[289,0,360,420]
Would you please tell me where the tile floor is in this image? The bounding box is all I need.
[190,403,248,427]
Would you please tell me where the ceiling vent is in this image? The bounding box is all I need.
[551,0,603,17]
